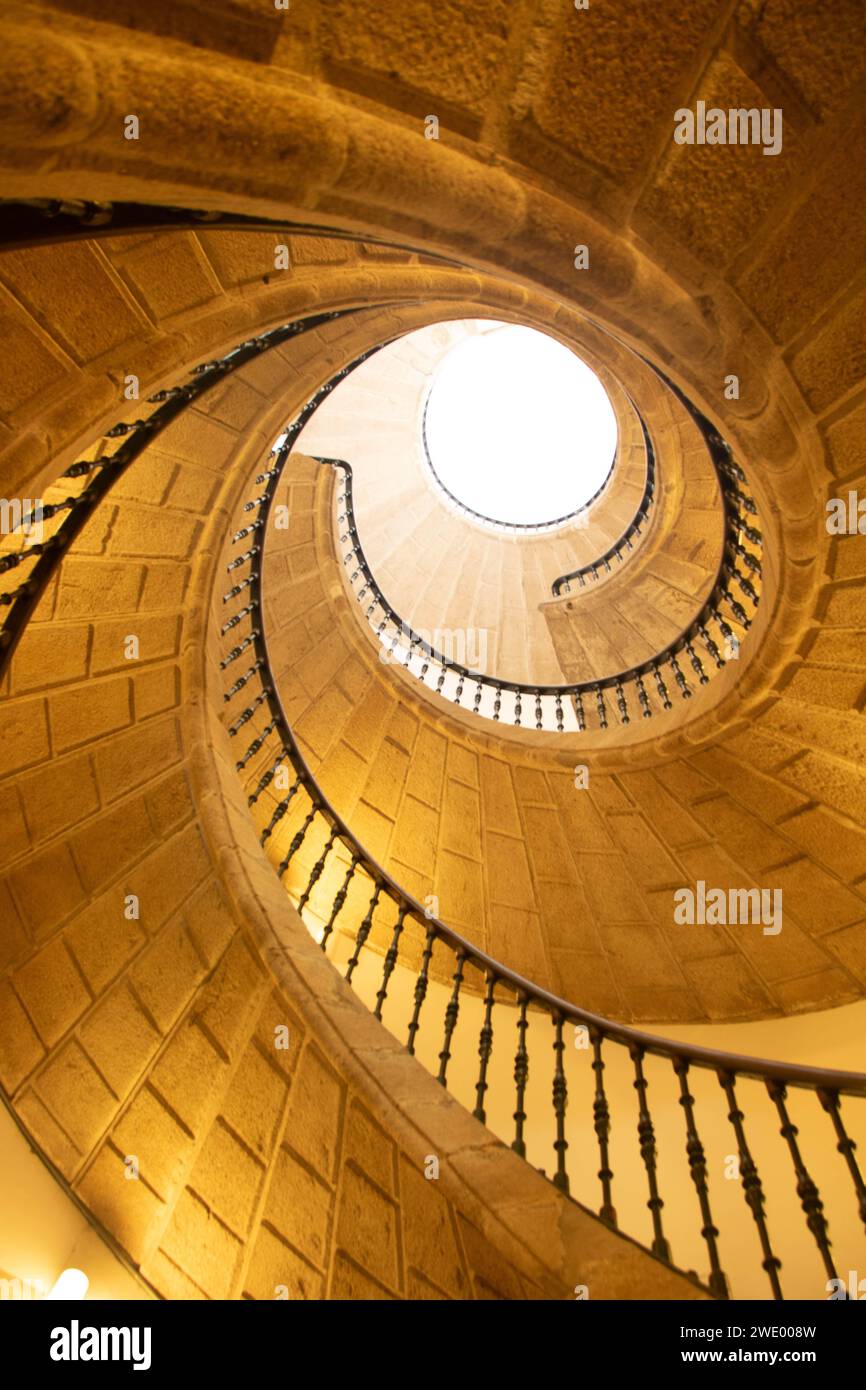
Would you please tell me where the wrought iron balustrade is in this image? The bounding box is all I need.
[315,367,762,733]
[550,409,656,595]
[4,277,857,1301]
[0,207,760,739]
[218,436,865,1303]
[5,205,857,1305]
[0,306,411,682]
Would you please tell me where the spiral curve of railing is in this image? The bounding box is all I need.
[322,369,761,733]
[215,348,865,1303]
[550,408,656,596]
[2,214,863,1302]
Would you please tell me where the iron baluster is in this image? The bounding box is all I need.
[345,880,382,983]
[669,653,691,699]
[320,855,359,952]
[512,994,530,1158]
[473,972,497,1123]
[595,686,608,729]
[297,826,338,914]
[673,1058,728,1299]
[437,950,467,1086]
[375,904,410,1020]
[552,1014,569,1194]
[767,1080,839,1285]
[652,661,672,709]
[615,680,629,724]
[591,1031,617,1225]
[817,1088,866,1233]
[574,691,586,731]
[630,1045,670,1260]
[260,777,301,840]
[277,801,318,877]
[635,671,652,718]
[407,923,436,1055]
[718,1071,783,1299]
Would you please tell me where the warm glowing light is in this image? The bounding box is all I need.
[44,1268,89,1300]
[424,324,617,526]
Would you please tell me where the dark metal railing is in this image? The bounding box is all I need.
[218,431,866,1303]
[0,197,463,264]
[550,409,656,595]
[0,306,408,681]
[7,211,856,1302]
[317,372,761,733]
[7,281,858,1300]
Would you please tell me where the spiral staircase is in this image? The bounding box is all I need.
[1,0,865,1305]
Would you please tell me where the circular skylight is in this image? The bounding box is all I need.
[423,324,618,527]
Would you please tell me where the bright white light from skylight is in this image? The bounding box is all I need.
[424,324,617,526]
